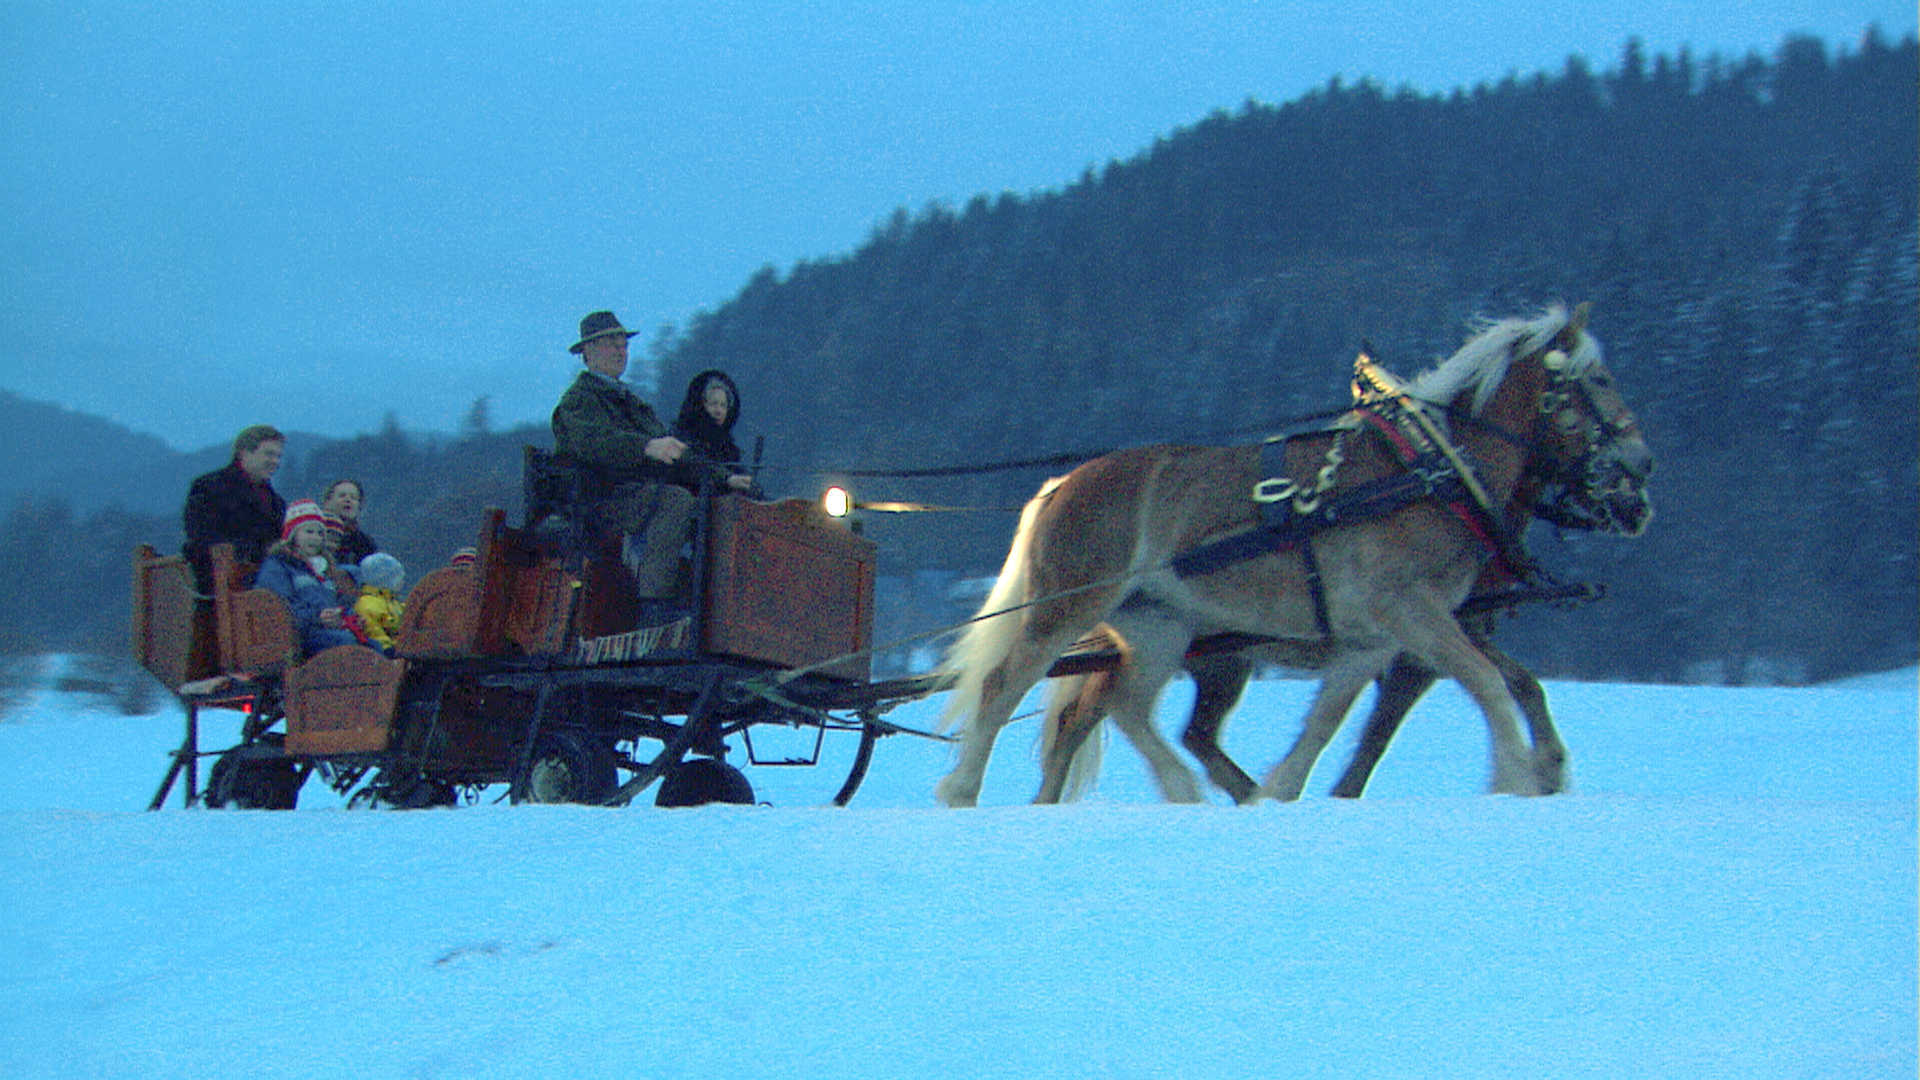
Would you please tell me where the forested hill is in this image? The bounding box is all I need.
[4,32,1913,685]
[652,31,1918,683]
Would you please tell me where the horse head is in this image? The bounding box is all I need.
[1414,304,1653,538]
[1525,303,1655,537]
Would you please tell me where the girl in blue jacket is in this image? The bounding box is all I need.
[253,499,361,657]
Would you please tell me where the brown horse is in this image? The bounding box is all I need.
[935,305,1651,806]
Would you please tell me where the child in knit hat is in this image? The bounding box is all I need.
[253,499,361,657]
[352,553,407,654]
[320,513,345,559]
[319,513,360,599]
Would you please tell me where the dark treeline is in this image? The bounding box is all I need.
[4,31,1913,684]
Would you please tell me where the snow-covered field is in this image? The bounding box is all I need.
[1,656,1913,1079]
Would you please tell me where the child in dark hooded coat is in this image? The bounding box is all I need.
[671,369,762,497]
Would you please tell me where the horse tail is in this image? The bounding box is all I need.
[1038,671,1106,801]
[938,476,1064,733]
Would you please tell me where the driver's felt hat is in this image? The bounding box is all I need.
[570,310,633,354]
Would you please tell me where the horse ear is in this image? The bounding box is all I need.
[1557,302,1592,347]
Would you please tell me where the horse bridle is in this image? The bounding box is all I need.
[1425,344,1634,489]
[1541,348,1640,456]
[1526,347,1649,531]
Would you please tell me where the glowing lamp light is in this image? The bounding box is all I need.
[822,486,853,518]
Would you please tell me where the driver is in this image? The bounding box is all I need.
[549,310,702,626]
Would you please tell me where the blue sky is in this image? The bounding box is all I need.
[3,1,1911,450]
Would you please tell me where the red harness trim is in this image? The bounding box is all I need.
[1354,407,1520,586]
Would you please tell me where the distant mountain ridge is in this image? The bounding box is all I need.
[0,390,346,517]
[0,391,199,516]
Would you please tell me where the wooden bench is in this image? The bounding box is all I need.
[285,644,407,756]
[391,563,482,658]
[392,507,576,659]
[702,497,876,681]
[517,447,877,671]
[131,545,210,691]
[131,542,297,692]
[521,446,637,641]
[210,544,297,677]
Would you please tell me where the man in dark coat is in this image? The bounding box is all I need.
[182,424,287,590]
[551,311,719,624]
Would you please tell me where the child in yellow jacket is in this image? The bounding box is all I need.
[353,552,407,653]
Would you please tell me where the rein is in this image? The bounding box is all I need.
[782,408,1357,486]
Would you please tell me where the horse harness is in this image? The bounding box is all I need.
[1168,354,1541,637]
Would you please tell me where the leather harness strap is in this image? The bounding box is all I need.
[1168,360,1533,635]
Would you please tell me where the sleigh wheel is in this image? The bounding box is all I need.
[655,756,755,807]
[512,728,619,805]
[829,715,881,807]
[206,748,302,810]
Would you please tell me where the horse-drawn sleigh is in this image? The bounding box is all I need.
[133,460,949,810]
[132,304,1651,811]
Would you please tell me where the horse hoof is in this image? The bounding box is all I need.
[1489,778,1544,797]
[934,775,979,808]
[1535,758,1569,795]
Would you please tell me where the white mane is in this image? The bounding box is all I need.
[1409,305,1605,414]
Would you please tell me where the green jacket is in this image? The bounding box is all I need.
[551,371,669,481]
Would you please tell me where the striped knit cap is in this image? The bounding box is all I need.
[282,499,326,539]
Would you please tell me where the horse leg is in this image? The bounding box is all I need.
[939,443,1253,806]
[1259,656,1384,802]
[1035,669,1109,804]
[938,633,1056,806]
[1179,653,1259,804]
[1108,692,1203,804]
[939,609,1123,807]
[1483,640,1565,794]
[1378,601,1538,796]
[1084,611,1203,803]
[936,702,1017,808]
[1327,652,1438,799]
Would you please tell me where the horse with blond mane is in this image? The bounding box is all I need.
[935,305,1652,806]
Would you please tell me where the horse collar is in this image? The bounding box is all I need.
[1350,359,1500,519]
